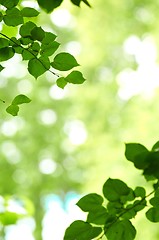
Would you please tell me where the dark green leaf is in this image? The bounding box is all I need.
[0,64,4,72]
[134,187,146,198]
[121,205,136,219]
[12,94,31,105]
[120,189,135,204]
[0,0,19,9]
[42,32,57,44]
[76,193,103,212]
[70,0,91,7]
[19,37,33,45]
[152,141,159,152]
[65,71,86,84]
[6,105,19,116]
[21,7,39,17]
[146,207,159,222]
[150,197,159,207]
[125,143,148,162]
[31,26,45,41]
[64,220,102,240]
[107,201,123,215]
[133,199,146,212]
[87,206,108,225]
[19,21,36,37]
[9,37,22,54]
[37,0,63,12]
[0,12,3,22]
[51,52,79,71]
[3,8,23,26]
[41,41,60,56]
[56,77,67,89]
[0,47,14,61]
[0,38,9,49]
[105,220,136,240]
[103,178,130,202]
[28,58,47,79]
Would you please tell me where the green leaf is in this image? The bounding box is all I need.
[31,26,45,41]
[6,105,19,116]
[105,220,136,240]
[65,70,86,84]
[125,143,148,162]
[19,21,36,37]
[51,52,79,71]
[64,220,102,240]
[28,58,47,79]
[41,41,60,56]
[0,64,4,72]
[152,141,159,152]
[20,37,33,45]
[107,201,123,215]
[0,12,3,22]
[56,77,67,89]
[133,199,146,212]
[0,38,9,49]
[3,8,23,26]
[39,56,50,70]
[22,49,35,60]
[12,94,31,105]
[0,0,19,9]
[103,178,130,202]
[150,197,159,207]
[37,0,63,12]
[146,207,159,222]
[10,37,22,54]
[21,7,39,17]
[42,32,57,44]
[87,206,108,225]
[70,0,91,7]
[134,187,146,198]
[76,193,104,212]
[0,47,14,61]
[0,211,20,225]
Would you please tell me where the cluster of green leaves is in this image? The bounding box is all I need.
[64,141,159,240]
[37,0,91,13]
[0,0,86,115]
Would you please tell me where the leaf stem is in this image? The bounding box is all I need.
[0,32,60,78]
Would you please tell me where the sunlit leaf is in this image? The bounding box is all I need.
[125,143,148,162]
[19,21,36,37]
[65,70,86,84]
[0,0,19,9]
[12,94,31,105]
[87,206,108,225]
[56,77,67,89]
[28,58,47,78]
[6,105,19,116]
[51,52,79,71]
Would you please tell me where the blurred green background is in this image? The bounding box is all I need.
[1,0,159,239]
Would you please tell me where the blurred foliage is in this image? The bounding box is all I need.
[1,0,159,239]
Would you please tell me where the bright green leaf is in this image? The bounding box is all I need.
[21,7,39,17]
[76,193,104,212]
[146,207,159,222]
[64,220,102,240]
[65,70,86,84]
[56,77,67,89]
[12,94,31,105]
[0,211,21,225]
[0,12,3,22]
[105,220,136,240]
[3,8,23,26]
[103,178,130,202]
[0,47,14,61]
[6,105,19,116]
[42,32,57,44]
[51,52,79,71]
